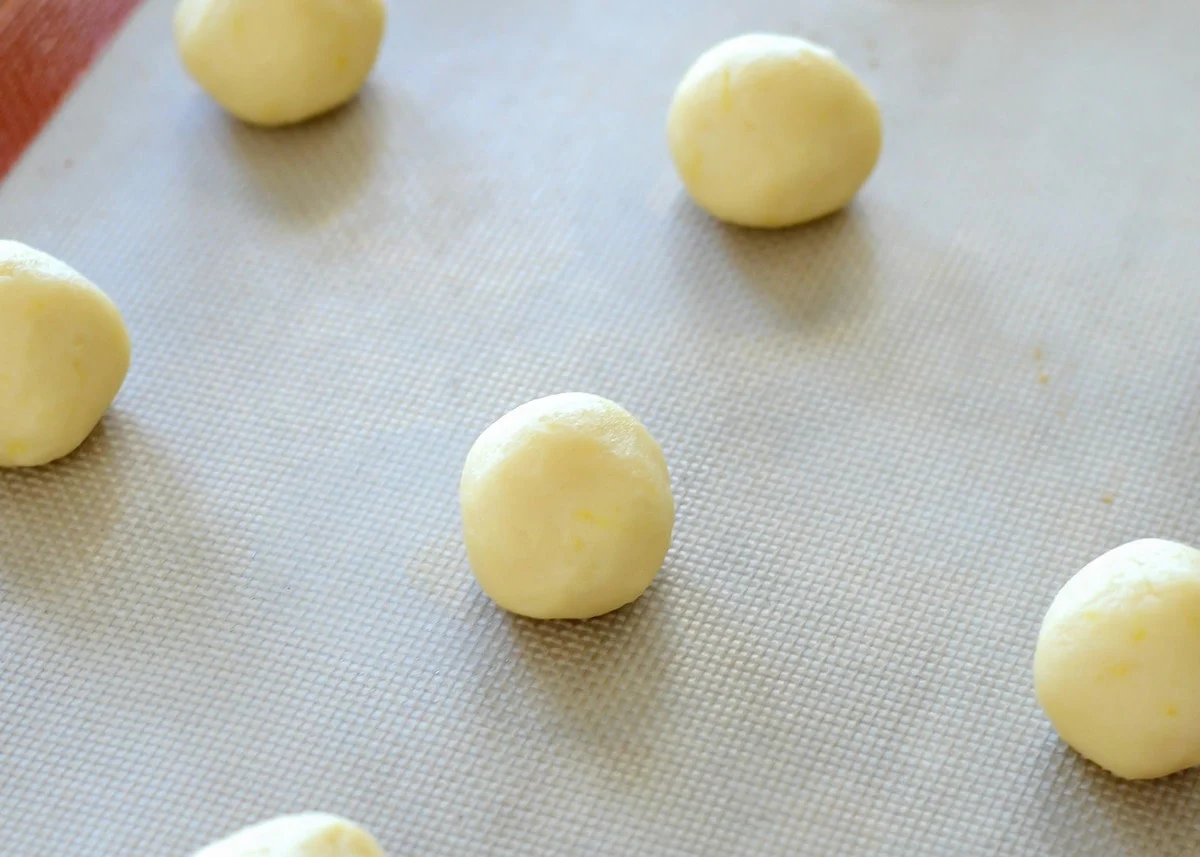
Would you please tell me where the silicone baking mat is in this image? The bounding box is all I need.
[3,0,1200,854]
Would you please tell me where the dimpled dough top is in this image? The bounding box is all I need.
[174,0,386,127]
[667,33,882,228]
[460,393,675,620]
[0,241,130,468]
[1034,539,1200,780]
[192,813,386,857]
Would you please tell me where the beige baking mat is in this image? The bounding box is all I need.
[3,0,1200,853]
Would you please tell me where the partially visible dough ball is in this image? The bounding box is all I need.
[174,0,387,127]
[192,813,385,857]
[1034,539,1200,779]
[0,241,130,468]
[667,33,882,228]
[460,393,675,620]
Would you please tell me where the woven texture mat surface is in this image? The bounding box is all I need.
[3,0,1200,853]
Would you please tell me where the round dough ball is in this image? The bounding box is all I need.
[667,33,882,228]
[174,0,386,127]
[1034,539,1200,779]
[192,813,385,857]
[460,393,674,620]
[0,241,130,468]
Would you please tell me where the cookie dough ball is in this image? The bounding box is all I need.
[0,241,130,467]
[460,393,675,620]
[667,33,882,228]
[174,0,386,126]
[192,813,385,857]
[1034,539,1200,779]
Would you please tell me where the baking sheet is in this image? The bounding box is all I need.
[4,0,1200,853]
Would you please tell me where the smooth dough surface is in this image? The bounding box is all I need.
[192,813,386,857]
[667,33,882,228]
[460,393,675,620]
[174,0,386,127]
[0,241,130,468]
[1034,539,1200,780]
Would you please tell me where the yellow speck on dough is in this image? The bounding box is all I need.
[572,537,584,552]
[1131,628,1146,642]
[1100,493,1115,505]
[575,509,614,528]
[1165,705,1179,717]
[720,68,733,111]
[336,55,349,71]
[5,442,27,458]
[1082,610,1100,622]
[1104,663,1131,679]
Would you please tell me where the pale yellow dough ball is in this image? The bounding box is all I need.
[667,33,882,228]
[460,393,675,620]
[174,0,387,127]
[192,813,386,857]
[1034,539,1200,779]
[0,241,130,468]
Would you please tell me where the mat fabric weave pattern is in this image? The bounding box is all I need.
[3,0,1200,854]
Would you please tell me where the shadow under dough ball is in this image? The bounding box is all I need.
[174,0,387,127]
[0,240,130,468]
[460,393,675,620]
[667,33,882,229]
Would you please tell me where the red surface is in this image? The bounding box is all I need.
[0,0,145,179]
